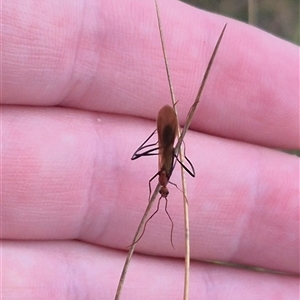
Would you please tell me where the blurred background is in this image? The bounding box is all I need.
[181,0,299,45]
[181,0,299,155]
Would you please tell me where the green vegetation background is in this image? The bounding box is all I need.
[181,0,299,44]
[181,0,299,155]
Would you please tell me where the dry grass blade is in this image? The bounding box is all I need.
[174,23,227,155]
[155,2,227,299]
[177,21,226,299]
[114,185,160,300]
[154,0,191,298]
[114,2,227,299]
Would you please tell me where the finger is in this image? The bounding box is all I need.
[3,106,298,274]
[3,241,299,299]
[2,0,298,148]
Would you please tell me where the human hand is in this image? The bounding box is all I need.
[2,0,299,299]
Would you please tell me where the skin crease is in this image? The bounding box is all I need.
[2,0,299,298]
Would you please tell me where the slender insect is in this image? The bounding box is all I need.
[131,104,195,246]
[132,105,195,194]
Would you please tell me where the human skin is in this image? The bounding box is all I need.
[2,0,299,299]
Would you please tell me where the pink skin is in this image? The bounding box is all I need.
[2,0,299,299]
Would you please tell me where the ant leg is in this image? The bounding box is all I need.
[131,145,159,160]
[148,171,160,202]
[131,129,159,160]
[164,197,175,249]
[174,152,195,177]
[168,181,188,204]
[128,196,163,247]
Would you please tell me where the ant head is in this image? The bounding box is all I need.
[159,186,169,198]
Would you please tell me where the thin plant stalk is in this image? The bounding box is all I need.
[114,185,160,300]
[175,23,227,156]
[154,0,191,298]
[114,2,227,299]
[155,2,227,299]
